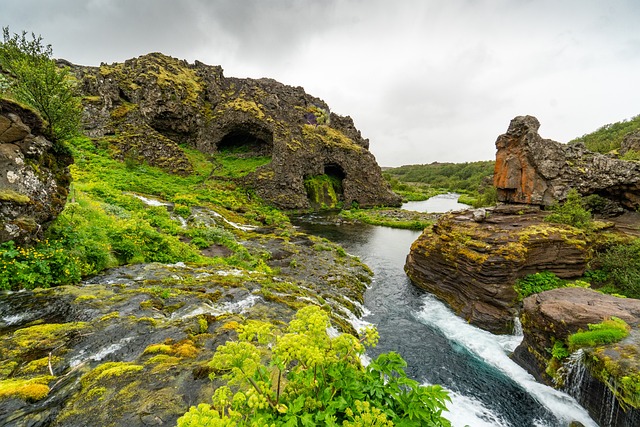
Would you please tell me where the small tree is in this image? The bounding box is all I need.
[544,189,592,230]
[0,27,81,141]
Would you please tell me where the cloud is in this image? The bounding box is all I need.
[2,0,639,166]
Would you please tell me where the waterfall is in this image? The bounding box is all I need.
[513,316,523,337]
[563,349,587,401]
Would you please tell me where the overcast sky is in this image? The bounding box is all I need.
[3,0,639,166]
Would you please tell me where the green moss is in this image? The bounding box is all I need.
[221,98,266,119]
[143,344,173,355]
[304,174,342,209]
[302,125,362,151]
[568,317,630,349]
[0,376,53,401]
[0,189,31,204]
[12,322,88,352]
[81,362,144,388]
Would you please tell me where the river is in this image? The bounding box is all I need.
[293,194,597,427]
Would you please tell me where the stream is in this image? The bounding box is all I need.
[293,194,598,427]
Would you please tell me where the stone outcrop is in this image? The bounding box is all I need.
[73,53,400,209]
[0,99,72,244]
[494,115,640,210]
[514,288,640,427]
[405,204,596,334]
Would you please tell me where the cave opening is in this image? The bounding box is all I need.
[217,127,273,157]
[304,163,346,209]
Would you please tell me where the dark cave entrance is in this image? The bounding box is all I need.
[304,163,346,209]
[217,127,273,157]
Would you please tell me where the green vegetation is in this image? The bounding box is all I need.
[587,237,640,298]
[178,306,451,427]
[304,174,342,209]
[0,133,289,291]
[0,27,81,141]
[567,317,630,348]
[340,209,434,230]
[544,189,593,230]
[383,161,495,205]
[515,271,566,300]
[570,114,640,154]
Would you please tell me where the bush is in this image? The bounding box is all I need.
[544,189,592,230]
[178,306,451,427]
[0,27,81,141]
[515,271,565,300]
[590,238,640,298]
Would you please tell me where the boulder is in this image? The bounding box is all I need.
[514,288,640,426]
[494,115,640,210]
[0,99,72,245]
[405,204,594,334]
[72,53,401,209]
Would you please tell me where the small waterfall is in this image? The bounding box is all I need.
[513,316,523,337]
[563,349,587,401]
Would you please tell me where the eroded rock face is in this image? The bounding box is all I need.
[514,288,640,426]
[73,53,400,209]
[494,115,640,209]
[0,99,72,245]
[405,204,593,334]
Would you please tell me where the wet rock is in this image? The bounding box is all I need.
[494,115,640,210]
[405,205,596,334]
[72,53,400,209]
[0,226,372,426]
[514,287,640,426]
[0,99,72,245]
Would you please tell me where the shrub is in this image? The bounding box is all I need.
[544,189,592,230]
[178,306,451,427]
[591,238,640,298]
[515,271,565,300]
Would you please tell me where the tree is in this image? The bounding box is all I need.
[0,27,81,141]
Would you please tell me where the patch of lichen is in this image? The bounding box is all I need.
[0,189,31,204]
[302,124,362,151]
[220,97,266,120]
[7,322,89,359]
[0,376,54,402]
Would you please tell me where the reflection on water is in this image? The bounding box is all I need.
[403,193,470,213]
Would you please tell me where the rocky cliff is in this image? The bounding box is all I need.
[514,288,640,427]
[404,204,594,334]
[0,99,72,245]
[494,115,640,210]
[72,53,400,209]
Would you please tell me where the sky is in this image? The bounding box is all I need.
[2,0,639,166]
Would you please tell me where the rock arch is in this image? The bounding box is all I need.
[216,123,273,157]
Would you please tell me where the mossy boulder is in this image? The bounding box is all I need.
[514,287,640,426]
[0,98,72,245]
[72,53,400,209]
[405,204,600,334]
[0,223,372,426]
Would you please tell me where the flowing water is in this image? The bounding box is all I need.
[293,194,597,427]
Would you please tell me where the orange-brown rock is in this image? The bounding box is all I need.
[494,115,640,209]
[405,204,593,334]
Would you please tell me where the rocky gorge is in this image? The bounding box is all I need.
[406,116,640,426]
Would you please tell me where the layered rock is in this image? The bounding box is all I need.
[494,115,640,209]
[514,288,640,426]
[0,99,72,244]
[405,204,594,334]
[73,53,400,209]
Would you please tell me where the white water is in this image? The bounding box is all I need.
[414,294,598,427]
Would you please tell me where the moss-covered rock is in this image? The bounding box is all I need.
[514,287,640,426]
[72,53,400,209]
[0,98,73,245]
[405,204,604,334]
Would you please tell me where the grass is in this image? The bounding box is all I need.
[0,134,291,291]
